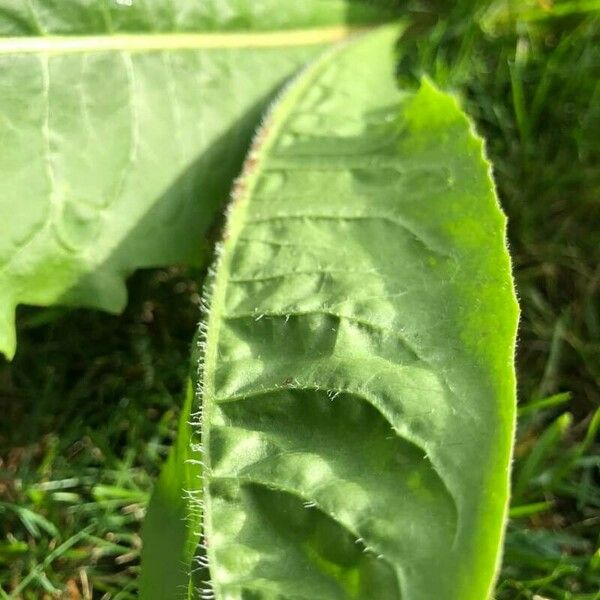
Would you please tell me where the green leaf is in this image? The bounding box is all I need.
[140,379,202,599]
[0,0,392,359]
[0,1,392,35]
[147,25,519,600]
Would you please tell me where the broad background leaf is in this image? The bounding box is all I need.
[164,26,519,600]
[0,0,392,359]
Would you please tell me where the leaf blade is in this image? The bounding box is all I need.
[140,380,202,600]
[0,0,391,358]
[0,0,393,35]
[192,26,519,600]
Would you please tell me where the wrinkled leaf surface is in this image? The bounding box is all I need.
[0,0,390,358]
[188,26,518,600]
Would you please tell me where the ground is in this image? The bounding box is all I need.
[1,2,599,599]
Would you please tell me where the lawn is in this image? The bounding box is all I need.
[1,1,599,599]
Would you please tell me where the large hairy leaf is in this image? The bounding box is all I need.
[153,26,518,600]
[0,0,392,359]
[140,379,202,599]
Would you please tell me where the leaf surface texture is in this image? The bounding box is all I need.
[192,27,519,600]
[0,0,389,358]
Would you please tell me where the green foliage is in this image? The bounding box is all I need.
[499,402,600,599]
[0,0,392,360]
[0,268,202,599]
[389,2,600,597]
[141,27,517,599]
[140,380,202,599]
[5,0,600,600]
[4,2,597,600]
[395,0,600,409]
[0,0,393,34]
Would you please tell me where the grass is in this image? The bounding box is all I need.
[0,269,202,599]
[1,1,599,598]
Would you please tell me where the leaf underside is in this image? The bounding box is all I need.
[0,0,391,359]
[186,27,519,600]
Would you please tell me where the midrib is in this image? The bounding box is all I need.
[0,25,365,54]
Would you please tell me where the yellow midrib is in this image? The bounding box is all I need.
[0,25,367,54]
